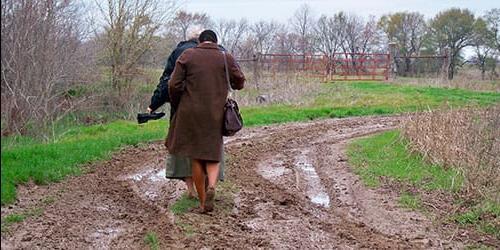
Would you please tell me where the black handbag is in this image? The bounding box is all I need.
[222,51,243,136]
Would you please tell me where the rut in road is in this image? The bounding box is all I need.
[1,115,459,249]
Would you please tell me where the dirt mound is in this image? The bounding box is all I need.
[2,116,463,249]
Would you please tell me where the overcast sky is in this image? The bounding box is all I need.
[182,0,498,22]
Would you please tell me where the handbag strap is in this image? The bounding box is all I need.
[222,51,233,93]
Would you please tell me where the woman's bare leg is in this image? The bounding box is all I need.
[204,162,220,212]
[191,159,206,209]
[185,177,196,198]
[206,162,220,188]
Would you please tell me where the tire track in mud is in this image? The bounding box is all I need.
[2,115,458,249]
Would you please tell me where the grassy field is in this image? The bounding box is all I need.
[243,82,500,125]
[1,81,499,205]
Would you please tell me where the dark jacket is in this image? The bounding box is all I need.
[166,42,245,161]
[149,39,198,112]
[149,39,227,116]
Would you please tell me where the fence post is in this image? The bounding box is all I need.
[388,42,397,80]
[253,53,260,91]
[441,48,450,80]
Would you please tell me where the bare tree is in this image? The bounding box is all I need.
[214,18,249,56]
[169,10,211,41]
[314,12,346,74]
[342,14,363,57]
[96,0,176,103]
[274,25,300,54]
[251,20,279,54]
[290,3,315,55]
[1,0,91,135]
[341,14,379,72]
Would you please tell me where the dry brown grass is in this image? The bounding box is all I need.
[235,65,323,106]
[392,68,500,92]
[402,105,500,201]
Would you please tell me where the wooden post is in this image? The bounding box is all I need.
[388,42,397,80]
[441,48,450,80]
[253,53,260,91]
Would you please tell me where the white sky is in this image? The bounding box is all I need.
[182,0,498,22]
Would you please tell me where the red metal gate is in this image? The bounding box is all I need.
[255,52,390,81]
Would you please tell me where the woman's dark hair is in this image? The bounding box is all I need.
[199,30,218,43]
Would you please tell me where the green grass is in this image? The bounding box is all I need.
[454,202,500,238]
[144,231,160,250]
[398,193,423,210]
[1,120,166,205]
[1,207,44,232]
[169,194,199,215]
[2,81,499,205]
[347,130,462,191]
[1,214,25,232]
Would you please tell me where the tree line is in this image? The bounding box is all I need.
[1,0,499,135]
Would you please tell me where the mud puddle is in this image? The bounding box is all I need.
[294,149,330,208]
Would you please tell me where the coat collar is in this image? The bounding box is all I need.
[197,42,219,49]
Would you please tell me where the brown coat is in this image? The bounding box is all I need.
[166,42,245,161]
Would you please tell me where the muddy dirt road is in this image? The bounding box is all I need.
[2,115,463,249]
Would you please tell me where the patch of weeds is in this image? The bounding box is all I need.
[454,202,500,238]
[1,207,44,233]
[24,207,44,217]
[41,195,56,205]
[170,194,199,215]
[398,192,422,210]
[456,210,481,225]
[176,221,197,237]
[1,214,26,232]
[144,231,159,250]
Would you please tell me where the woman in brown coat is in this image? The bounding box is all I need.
[167,30,245,213]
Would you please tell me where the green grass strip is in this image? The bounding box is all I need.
[347,130,462,191]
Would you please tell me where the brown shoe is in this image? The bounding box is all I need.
[205,187,216,212]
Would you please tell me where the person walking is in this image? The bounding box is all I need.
[147,28,224,199]
[167,30,245,213]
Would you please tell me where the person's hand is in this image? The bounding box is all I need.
[147,107,153,113]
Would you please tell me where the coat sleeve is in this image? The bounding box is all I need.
[148,49,178,111]
[168,51,189,108]
[226,53,245,90]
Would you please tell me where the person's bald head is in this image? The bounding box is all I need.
[187,25,204,40]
